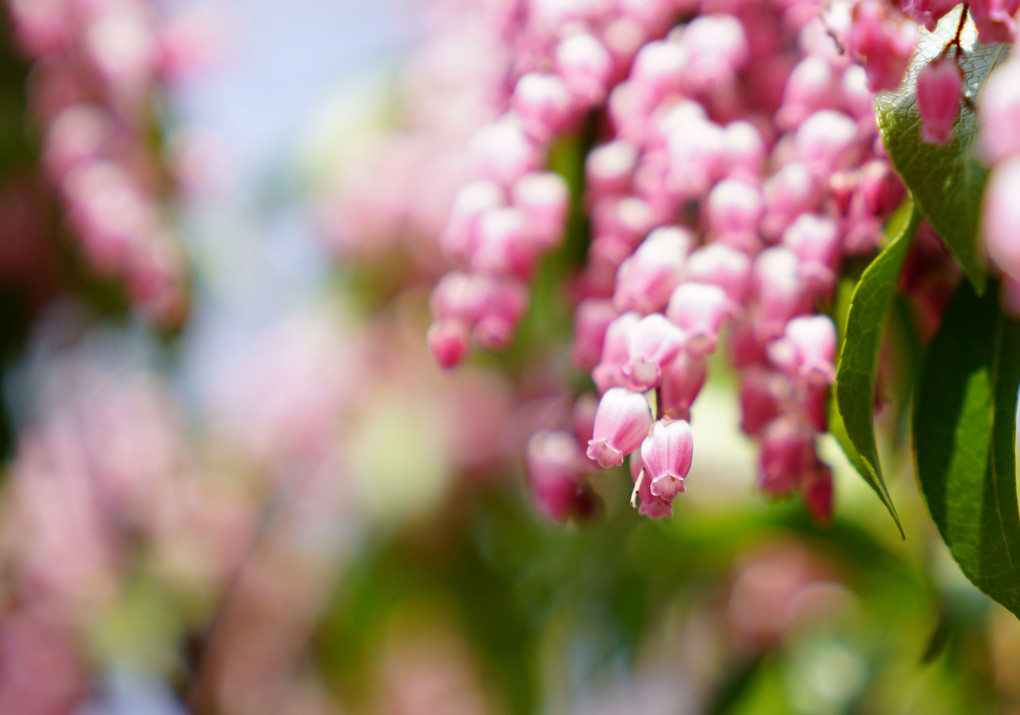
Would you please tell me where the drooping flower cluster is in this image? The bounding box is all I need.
[835,1,1017,149]
[337,0,929,522]
[4,0,210,324]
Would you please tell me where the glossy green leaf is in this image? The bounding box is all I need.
[914,281,1020,618]
[874,8,1010,295]
[834,201,918,536]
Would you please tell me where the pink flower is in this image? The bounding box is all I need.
[659,351,708,422]
[593,311,641,393]
[903,0,960,30]
[982,156,1020,283]
[767,315,838,386]
[683,243,752,305]
[587,387,654,469]
[916,57,962,146]
[586,140,638,204]
[667,282,736,356]
[613,225,693,314]
[623,313,686,391]
[572,299,619,370]
[782,214,841,293]
[512,172,569,249]
[970,0,1020,43]
[979,57,1020,165]
[803,460,834,525]
[428,320,470,369]
[511,73,573,143]
[526,431,593,522]
[845,0,917,92]
[706,178,764,253]
[630,453,673,519]
[556,32,614,105]
[640,418,695,501]
[794,110,860,174]
[759,417,813,497]
[738,368,785,436]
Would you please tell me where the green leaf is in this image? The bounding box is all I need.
[874,7,1010,295]
[914,280,1020,618]
[834,201,918,536]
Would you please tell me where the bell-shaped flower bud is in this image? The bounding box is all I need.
[431,271,484,325]
[767,315,838,386]
[782,213,841,295]
[844,0,916,92]
[916,56,963,145]
[630,39,687,105]
[428,319,470,369]
[556,32,614,105]
[738,367,785,436]
[469,116,540,186]
[794,109,859,175]
[471,207,537,278]
[659,351,708,421]
[623,313,686,391]
[979,56,1020,165]
[971,0,1020,44]
[572,393,600,447]
[593,311,641,393]
[678,14,749,93]
[640,418,694,501]
[856,159,906,216]
[803,459,834,525]
[586,140,638,204]
[761,161,822,240]
[587,387,654,469]
[904,0,960,31]
[511,72,573,143]
[473,276,529,350]
[706,178,764,253]
[512,172,569,249]
[720,121,766,180]
[440,180,506,263]
[527,431,594,522]
[683,243,752,305]
[982,155,1020,283]
[758,417,813,497]
[613,225,694,314]
[592,196,655,252]
[630,452,673,519]
[666,282,735,356]
[752,247,807,339]
[572,299,619,370]
[666,117,726,200]
[777,56,840,129]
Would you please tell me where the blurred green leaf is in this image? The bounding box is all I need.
[874,8,1009,294]
[914,280,1020,619]
[834,201,917,536]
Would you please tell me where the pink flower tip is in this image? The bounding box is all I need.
[916,56,963,146]
[427,320,469,369]
[586,387,654,469]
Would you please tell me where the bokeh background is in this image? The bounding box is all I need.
[0,1,1019,713]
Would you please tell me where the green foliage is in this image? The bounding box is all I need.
[834,201,918,536]
[874,9,1010,294]
[914,281,1020,619]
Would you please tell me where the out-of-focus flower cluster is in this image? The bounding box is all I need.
[3,0,222,324]
[327,0,980,521]
[0,300,516,713]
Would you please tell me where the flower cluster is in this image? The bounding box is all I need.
[397,0,916,522]
[4,0,206,324]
